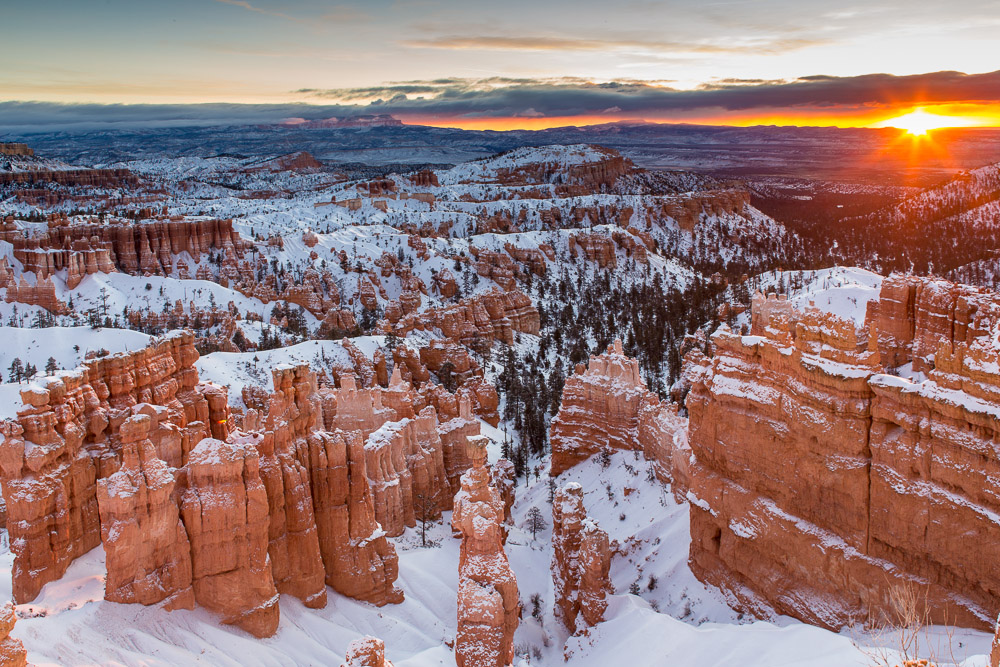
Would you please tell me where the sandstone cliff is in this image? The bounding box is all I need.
[686,276,1000,631]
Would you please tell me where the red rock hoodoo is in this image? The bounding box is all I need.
[0,602,27,667]
[453,435,519,667]
[341,635,394,667]
[551,482,612,632]
[181,437,279,638]
[0,332,411,635]
[549,339,686,480]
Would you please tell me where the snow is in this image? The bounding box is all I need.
[0,401,992,667]
[0,326,153,418]
[753,267,884,327]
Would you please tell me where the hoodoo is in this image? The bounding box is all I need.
[551,483,612,632]
[453,435,520,667]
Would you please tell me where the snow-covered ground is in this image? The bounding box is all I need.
[746,266,884,327]
[2,448,989,666]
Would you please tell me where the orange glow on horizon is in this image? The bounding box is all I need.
[873,108,984,135]
[398,103,1000,132]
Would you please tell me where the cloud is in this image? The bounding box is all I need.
[0,101,346,132]
[211,0,304,23]
[402,34,825,56]
[295,70,1000,118]
[4,69,1000,131]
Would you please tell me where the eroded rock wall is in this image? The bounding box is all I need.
[687,276,1000,630]
[549,339,687,479]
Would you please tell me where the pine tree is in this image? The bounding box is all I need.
[525,506,547,541]
[7,358,24,383]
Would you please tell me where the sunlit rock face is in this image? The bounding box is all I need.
[686,274,1000,631]
[0,335,414,634]
[453,436,519,667]
[549,339,687,480]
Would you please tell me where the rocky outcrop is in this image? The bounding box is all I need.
[3,275,69,313]
[249,366,327,609]
[0,602,27,667]
[0,331,212,603]
[0,167,137,188]
[306,429,403,605]
[341,636,394,667]
[0,143,33,157]
[4,218,242,281]
[686,275,1000,631]
[321,375,396,436]
[437,394,482,499]
[181,437,279,638]
[365,407,450,536]
[552,483,611,632]
[0,334,408,636]
[97,414,194,609]
[453,435,519,667]
[383,288,539,345]
[550,339,685,478]
[492,459,515,524]
[242,364,403,606]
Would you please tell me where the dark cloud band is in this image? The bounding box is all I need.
[2,69,999,131]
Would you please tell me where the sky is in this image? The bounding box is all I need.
[2,0,1000,131]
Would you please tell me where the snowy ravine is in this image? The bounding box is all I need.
[1,448,990,666]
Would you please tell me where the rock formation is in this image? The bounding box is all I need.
[383,288,539,345]
[97,414,194,609]
[686,275,1000,631]
[181,437,279,638]
[551,483,611,632]
[306,428,404,605]
[0,602,27,667]
[249,366,327,609]
[0,331,212,603]
[453,435,519,667]
[365,406,450,536]
[341,636,394,667]
[0,333,411,636]
[4,218,243,281]
[550,339,685,479]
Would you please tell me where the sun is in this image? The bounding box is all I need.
[882,108,973,136]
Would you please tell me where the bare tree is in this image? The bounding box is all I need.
[414,492,439,547]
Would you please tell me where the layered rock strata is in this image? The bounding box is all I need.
[687,276,1000,631]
